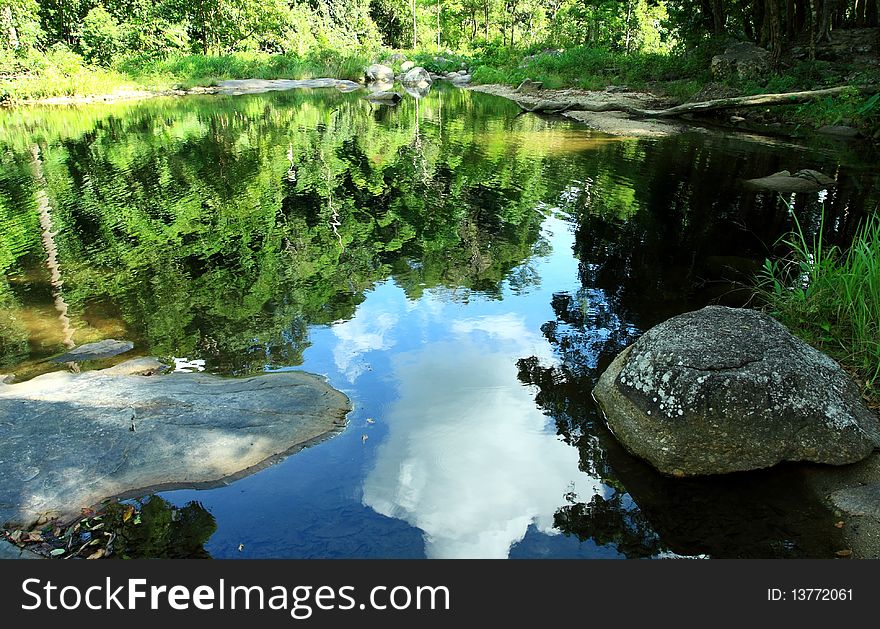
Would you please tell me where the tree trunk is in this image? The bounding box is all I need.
[2,5,19,49]
[767,0,784,63]
[819,0,834,42]
[712,0,726,32]
[413,0,418,48]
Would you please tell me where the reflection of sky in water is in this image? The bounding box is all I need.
[362,321,602,558]
[159,216,621,558]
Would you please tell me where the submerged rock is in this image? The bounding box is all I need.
[50,339,133,363]
[593,306,879,477]
[745,169,836,193]
[366,90,402,104]
[0,359,351,527]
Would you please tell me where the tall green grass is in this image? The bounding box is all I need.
[758,209,880,397]
[1,48,374,101]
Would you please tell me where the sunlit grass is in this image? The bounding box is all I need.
[758,208,880,398]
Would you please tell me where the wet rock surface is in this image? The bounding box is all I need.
[216,79,362,95]
[745,169,837,192]
[0,359,351,528]
[593,306,880,476]
[50,339,133,363]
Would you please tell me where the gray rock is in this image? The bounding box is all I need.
[216,79,362,95]
[365,64,395,83]
[0,541,41,559]
[50,339,133,363]
[711,42,771,80]
[593,306,879,477]
[386,53,407,65]
[402,67,432,88]
[404,85,431,99]
[0,359,351,527]
[745,169,836,193]
[514,79,543,93]
[817,125,861,138]
[451,74,471,85]
[366,90,402,104]
[831,484,880,520]
[400,60,415,72]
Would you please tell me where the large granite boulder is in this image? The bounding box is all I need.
[0,359,351,527]
[365,64,394,83]
[711,42,771,80]
[402,66,432,89]
[593,306,879,476]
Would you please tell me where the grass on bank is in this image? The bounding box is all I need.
[758,210,880,402]
[0,46,373,101]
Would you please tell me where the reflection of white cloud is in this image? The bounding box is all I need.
[451,313,554,363]
[362,322,601,558]
[332,309,398,382]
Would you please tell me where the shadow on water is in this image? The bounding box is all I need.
[0,84,877,557]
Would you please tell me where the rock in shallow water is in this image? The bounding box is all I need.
[593,306,879,476]
[0,359,351,527]
[50,339,133,363]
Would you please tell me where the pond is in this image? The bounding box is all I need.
[1,84,878,558]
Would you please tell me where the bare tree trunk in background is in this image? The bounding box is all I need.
[413,0,418,48]
[786,0,796,36]
[819,0,834,41]
[867,0,879,26]
[809,0,818,59]
[437,0,441,51]
[484,2,489,40]
[2,5,19,49]
[624,0,633,53]
[712,0,726,33]
[767,0,784,63]
[854,0,865,26]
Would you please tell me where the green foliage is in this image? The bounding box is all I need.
[79,6,121,66]
[758,207,880,395]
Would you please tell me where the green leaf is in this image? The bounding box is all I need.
[49,548,65,556]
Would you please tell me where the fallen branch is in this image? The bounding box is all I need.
[517,85,874,119]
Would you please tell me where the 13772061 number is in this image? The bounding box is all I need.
[790,589,853,601]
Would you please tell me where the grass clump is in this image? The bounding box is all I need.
[758,208,880,401]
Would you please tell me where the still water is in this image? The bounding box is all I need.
[1,84,878,558]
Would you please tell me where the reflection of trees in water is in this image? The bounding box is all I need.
[0,89,551,374]
[116,496,216,559]
[518,141,876,557]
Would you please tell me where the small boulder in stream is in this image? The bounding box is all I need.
[0,359,351,527]
[402,67,432,89]
[744,169,836,193]
[50,338,134,363]
[365,64,394,83]
[593,306,880,477]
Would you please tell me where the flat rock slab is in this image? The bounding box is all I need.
[216,79,362,96]
[50,339,134,363]
[0,360,351,528]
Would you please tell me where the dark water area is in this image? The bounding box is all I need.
[1,84,877,558]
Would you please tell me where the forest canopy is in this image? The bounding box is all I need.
[0,0,876,62]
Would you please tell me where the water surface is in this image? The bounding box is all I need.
[1,84,877,558]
